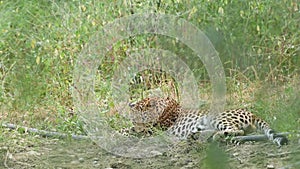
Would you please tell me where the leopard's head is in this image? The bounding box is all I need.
[128,97,180,127]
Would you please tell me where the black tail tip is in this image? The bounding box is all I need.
[274,136,288,146]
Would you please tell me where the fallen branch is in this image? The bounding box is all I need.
[1,123,89,140]
[1,123,290,143]
[231,132,289,142]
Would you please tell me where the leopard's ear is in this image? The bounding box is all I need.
[128,102,136,108]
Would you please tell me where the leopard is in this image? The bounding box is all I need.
[128,97,288,146]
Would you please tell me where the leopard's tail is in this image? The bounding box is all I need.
[253,116,288,146]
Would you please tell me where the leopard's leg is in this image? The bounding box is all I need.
[119,123,154,137]
[119,127,133,136]
[190,129,217,141]
[211,129,245,144]
[253,117,289,146]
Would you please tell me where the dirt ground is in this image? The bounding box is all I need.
[0,131,299,169]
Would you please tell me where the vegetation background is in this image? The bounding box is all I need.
[0,0,299,168]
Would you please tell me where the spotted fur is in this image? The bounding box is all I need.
[129,97,288,146]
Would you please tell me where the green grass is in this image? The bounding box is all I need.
[0,0,299,136]
[253,81,300,132]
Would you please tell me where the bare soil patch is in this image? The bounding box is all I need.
[1,131,299,169]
